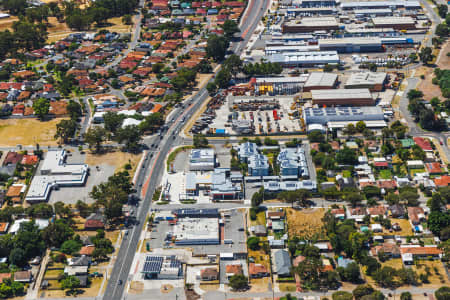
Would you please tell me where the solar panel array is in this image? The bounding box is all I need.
[143,256,163,273]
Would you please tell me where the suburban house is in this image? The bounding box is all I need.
[84,213,106,230]
[400,246,442,264]
[225,263,243,279]
[249,263,269,278]
[407,207,426,225]
[200,268,219,281]
[274,249,292,277]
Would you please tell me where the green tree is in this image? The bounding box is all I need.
[336,147,357,165]
[206,82,217,95]
[373,266,396,288]
[215,67,232,88]
[67,100,82,120]
[353,284,375,300]
[400,292,412,300]
[419,47,433,65]
[307,131,325,143]
[436,24,449,38]
[9,248,27,267]
[55,119,77,144]
[122,14,132,25]
[61,275,80,295]
[33,98,50,120]
[60,239,82,255]
[438,4,448,18]
[206,35,229,62]
[435,286,450,300]
[103,112,124,135]
[247,236,260,250]
[116,125,143,152]
[356,121,366,132]
[221,19,240,40]
[224,54,242,79]
[228,274,248,290]
[42,220,74,248]
[84,126,106,153]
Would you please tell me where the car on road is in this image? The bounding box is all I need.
[118,280,123,285]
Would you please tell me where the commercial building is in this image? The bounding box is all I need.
[172,218,220,245]
[26,150,89,203]
[277,147,309,178]
[303,106,385,125]
[232,119,253,134]
[248,154,270,176]
[268,51,340,67]
[265,45,319,55]
[318,37,383,53]
[285,7,336,16]
[237,142,259,162]
[303,72,338,92]
[282,17,339,33]
[172,208,220,218]
[250,76,309,95]
[141,255,183,279]
[263,180,318,192]
[372,17,416,30]
[345,72,387,92]
[189,149,216,171]
[185,169,242,200]
[354,8,392,16]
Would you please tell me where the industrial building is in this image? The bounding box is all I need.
[285,7,336,16]
[172,218,220,245]
[311,88,374,106]
[237,142,259,163]
[265,45,320,55]
[345,72,387,92]
[303,72,338,92]
[354,8,392,16]
[250,76,309,95]
[303,106,386,128]
[189,148,216,171]
[372,17,416,30]
[282,17,339,33]
[341,1,421,10]
[318,37,383,53]
[26,150,89,203]
[141,255,183,279]
[268,51,340,67]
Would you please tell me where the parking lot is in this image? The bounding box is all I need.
[209,95,302,135]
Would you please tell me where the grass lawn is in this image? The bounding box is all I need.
[0,118,67,146]
[342,170,352,178]
[379,169,392,179]
[286,208,327,240]
[409,168,426,176]
[44,269,63,278]
[377,218,413,236]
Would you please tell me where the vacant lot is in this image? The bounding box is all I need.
[286,208,327,240]
[413,260,450,287]
[85,151,142,177]
[0,118,66,146]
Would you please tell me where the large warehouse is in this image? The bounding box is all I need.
[311,88,374,106]
[341,1,421,10]
[372,17,416,30]
[268,51,340,67]
[303,72,338,92]
[303,106,385,125]
[172,218,220,245]
[345,72,387,92]
[282,17,339,33]
[318,37,383,53]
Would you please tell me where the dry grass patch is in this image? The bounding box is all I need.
[199,283,220,291]
[286,208,327,239]
[250,210,266,227]
[0,118,66,146]
[85,151,142,176]
[128,281,144,294]
[249,276,270,292]
[375,219,413,237]
[278,283,296,292]
[381,258,404,270]
[413,260,450,287]
[0,16,18,31]
[102,17,132,33]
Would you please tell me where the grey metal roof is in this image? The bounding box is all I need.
[274,250,292,276]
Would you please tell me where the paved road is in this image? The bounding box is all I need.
[102,0,269,299]
[419,0,442,48]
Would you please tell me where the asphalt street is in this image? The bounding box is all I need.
[102,0,269,299]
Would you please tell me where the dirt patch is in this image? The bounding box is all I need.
[128,281,144,294]
[0,118,66,146]
[0,16,18,31]
[249,276,270,292]
[437,40,450,69]
[85,151,142,176]
[375,219,413,237]
[286,208,327,239]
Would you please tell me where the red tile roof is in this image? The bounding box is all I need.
[413,137,432,151]
[249,263,268,276]
[400,246,442,256]
[425,162,442,174]
[21,155,38,165]
[79,245,95,256]
[434,175,450,187]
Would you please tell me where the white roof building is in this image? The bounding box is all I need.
[26,150,89,203]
